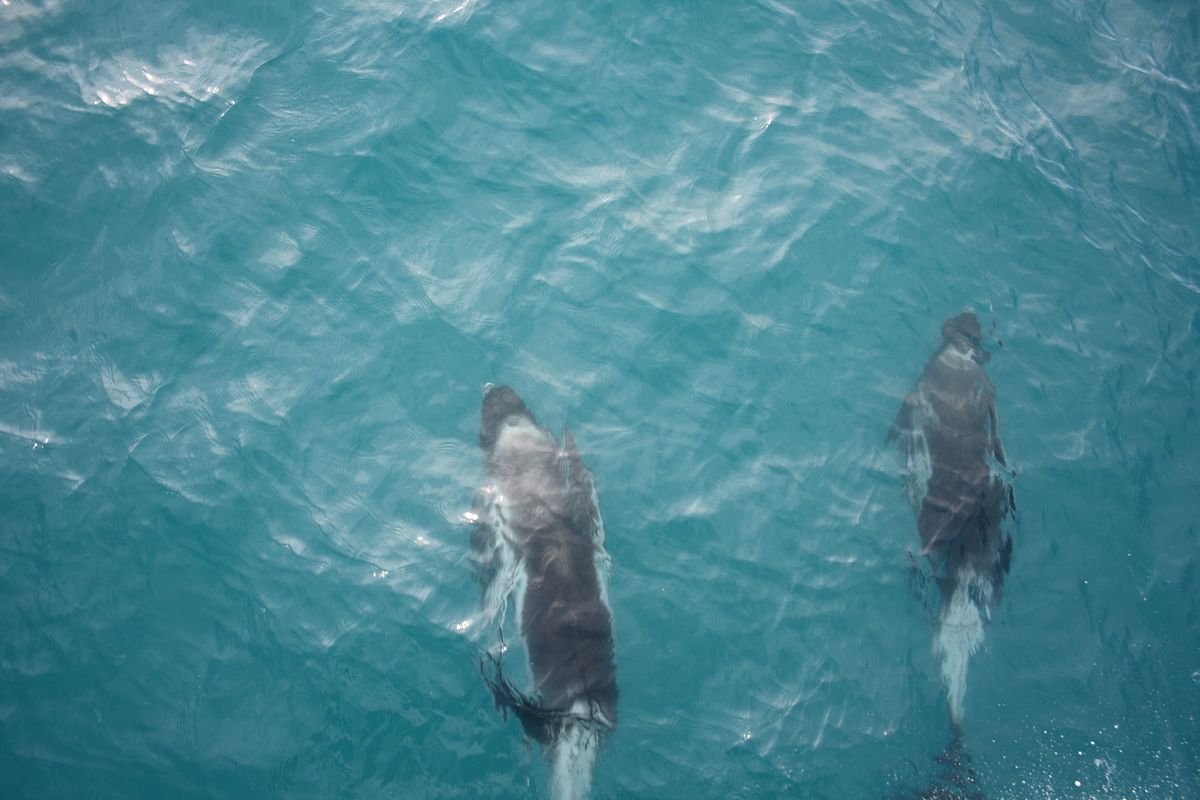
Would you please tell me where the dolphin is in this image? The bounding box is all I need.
[888,310,1015,729]
[468,384,617,800]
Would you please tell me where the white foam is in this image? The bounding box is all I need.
[100,364,161,412]
[933,569,991,725]
[465,488,524,646]
[549,709,601,800]
[73,30,265,110]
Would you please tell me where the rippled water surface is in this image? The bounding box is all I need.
[2,0,1198,797]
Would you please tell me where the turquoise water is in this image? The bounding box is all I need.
[2,0,1198,797]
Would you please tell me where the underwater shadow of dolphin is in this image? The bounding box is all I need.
[884,734,986,800]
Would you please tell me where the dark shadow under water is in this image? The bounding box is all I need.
[886,733,986,800]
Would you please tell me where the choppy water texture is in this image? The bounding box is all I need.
[2,0,1198,797]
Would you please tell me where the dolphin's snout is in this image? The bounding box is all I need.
[482,382,496,398]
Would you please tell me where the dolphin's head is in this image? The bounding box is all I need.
[941,310,982,343]
[480,384,552,464]
[940,311,989,364]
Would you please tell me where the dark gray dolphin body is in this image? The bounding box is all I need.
[888,310,1016,754]
[889,311,1014,597]
[470,385,616,799]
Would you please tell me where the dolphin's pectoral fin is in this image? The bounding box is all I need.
[932,570,958,607]
[988,403,1009,468]
[594,546,614,577]
[988,531,1014,605]
[562,427,604,545]
[468,488,501,589]
[887,392,917,446]
[905,550,938,623]
[469,486,522,634]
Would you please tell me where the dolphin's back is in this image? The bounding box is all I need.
[892,334,1014,583]
[475,385,618,761]
[521,525,618,725]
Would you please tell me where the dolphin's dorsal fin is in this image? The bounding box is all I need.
[561,427,604,545]
[887,391,917,446]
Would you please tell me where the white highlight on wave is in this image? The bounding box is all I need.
[456,486,525,651]
[72,31,266,110]
[345,0,480,28]
[933,567,992,726]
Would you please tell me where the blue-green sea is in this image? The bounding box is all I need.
[2,0,1198,797]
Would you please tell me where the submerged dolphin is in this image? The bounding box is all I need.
[468,384,617,800]
[888,311,1015,728]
